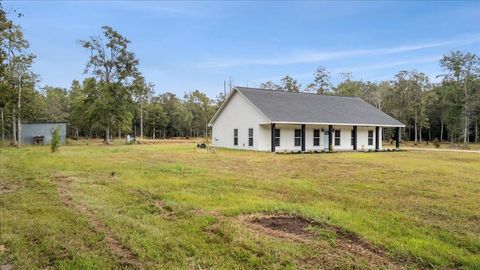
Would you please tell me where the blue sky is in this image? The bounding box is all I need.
[4,1,480,98]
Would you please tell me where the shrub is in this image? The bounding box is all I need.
[433,139,440,148]
[51,128,61,153]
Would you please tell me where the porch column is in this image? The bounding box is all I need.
[301,124,306,152]
[375,126,380,150]
[353,126,357,151]
[395,127,400,149]
[271,123,276,152]
[328,125,333,151]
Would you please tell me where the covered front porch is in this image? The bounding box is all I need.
[265,123,401,153]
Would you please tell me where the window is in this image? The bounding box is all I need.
[275,129,280,147]
[351,129,355,146]
[368,130,374,146]
[313,129,320,146]
[334,130,341,146]
[233,129,238,146]
[294,129,301,147]
[248,128,254,147]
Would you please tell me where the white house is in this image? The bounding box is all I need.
[209,87,405,152]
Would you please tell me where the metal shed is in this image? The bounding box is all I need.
[20,122,67,145]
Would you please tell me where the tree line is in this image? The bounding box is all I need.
[260,56,480,144]
[1,8,221,145]
[1,5,479,146]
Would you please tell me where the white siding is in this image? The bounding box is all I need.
[211,91,269,150]
[272,124,302,152]
[271,125,382,152]
[211,91,384,151]
[357,126,382,151]
[305,125,328,150]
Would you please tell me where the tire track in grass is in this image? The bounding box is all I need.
[52,173,144,270]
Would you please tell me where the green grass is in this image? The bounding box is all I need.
[1,142,479,269]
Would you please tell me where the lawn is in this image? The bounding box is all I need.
[1,142,479,269]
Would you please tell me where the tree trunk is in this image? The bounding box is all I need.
[205,118,208,138]
[17,116,21,147]
[463,79,469,145]
[140,103,144,139]
[1,107,4,141]
[465,115,469,144]
[17,82,22,147]
[189,121,192,137]
[75,127,79,139]
[419,128,422,143]
[414,114,418,144]
[153,127,156,139]
[440,119,444,142]
[428,127,431,141]
[104,126,110,144]
[475,120,478,143]
[12,107,17,145]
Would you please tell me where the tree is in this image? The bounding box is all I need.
[80,26,139,143]
[183,90,214,137]
[390,71,430,143]
[132,75,153,139]
[1,8,36,147]
[305,66,332,94]
[259,80,281,90]
[440,51,480,144]
[214,92,226,110]
[144,96,168,139]
[50,127,60,153]
[43,86,69,122]
[68,80,85,138]
[158,92,184,137]
[280,75,301,92]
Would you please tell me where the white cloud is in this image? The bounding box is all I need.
[196,35,480,68]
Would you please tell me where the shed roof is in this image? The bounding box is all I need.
[210,87,404,127]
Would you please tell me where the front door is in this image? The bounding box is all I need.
[323,131,329,150]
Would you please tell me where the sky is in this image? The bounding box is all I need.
[3,1,480,98]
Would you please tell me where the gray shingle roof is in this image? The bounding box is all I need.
[235,87,404,127]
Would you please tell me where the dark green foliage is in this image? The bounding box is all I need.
[50,128,60,153]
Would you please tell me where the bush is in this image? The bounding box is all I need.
[51,128,61,153]
[433,139,440,148]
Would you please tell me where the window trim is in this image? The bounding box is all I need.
[313,129,320,146]
[274,128,281,147]
[294,129,302,147]
[233,128,238,146]
[334,129,341,146]
[368,130,374,146]
[248,128,254,147]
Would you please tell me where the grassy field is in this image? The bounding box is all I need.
[1,142,479,269]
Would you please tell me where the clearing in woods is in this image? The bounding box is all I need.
[0,141,479,269]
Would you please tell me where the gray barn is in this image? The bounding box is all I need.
[20,122,67,145]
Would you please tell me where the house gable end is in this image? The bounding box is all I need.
[208,88,270,126]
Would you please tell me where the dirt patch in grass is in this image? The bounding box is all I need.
[52,174,144,269]
[247,215,410,270]
[0,183,19,194]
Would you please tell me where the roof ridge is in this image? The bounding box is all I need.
[235,86,362,100]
